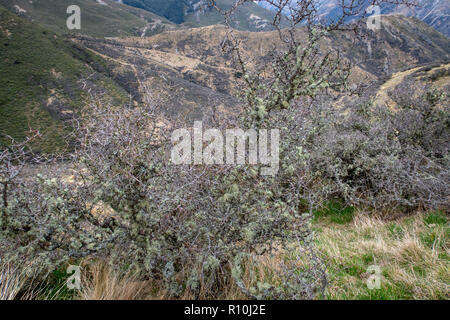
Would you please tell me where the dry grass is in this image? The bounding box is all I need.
[74,212,449,300]
[75,250,294,300]
[0,261,40,300]
[0,262,26,300]
[76,260,244,300]
[316,212,449,299]
[77,261,151,300]
[3,212,446,300]
[75,242,317,300]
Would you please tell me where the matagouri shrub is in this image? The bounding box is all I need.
[0,93,327,299]
[302,79,449,210]
[2,0,440,300]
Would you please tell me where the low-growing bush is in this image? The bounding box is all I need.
[299,80,449,210]
[1,0,442,301]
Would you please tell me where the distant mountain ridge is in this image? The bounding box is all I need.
[1,1,448,153]
[0,0,177,37]
[114,0,287,31]
[77,15,449,124]
[258,0,450,37]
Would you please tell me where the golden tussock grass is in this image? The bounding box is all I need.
[76,212,448,300]
[0,260,40,300]
[75,241,317,300]
[76,260,245,300]
[4,212,446,300]
[316,212,449,299]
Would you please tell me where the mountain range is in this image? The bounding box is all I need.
[258,0,450,37]
[114,0,286,31]
[0,0,177,37]
[0,0,448,152]
[3,0,449,36]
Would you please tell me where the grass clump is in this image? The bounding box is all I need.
[316,213,449,300]
[314,200,355,224]
[37,263,81,300]
[423,210,448,226]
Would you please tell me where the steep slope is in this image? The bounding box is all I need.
[75,33,240,122]
[110,15,449,79]
[117,0,286,31]
[0,5,129,152]
[1,4,448,151]
[410,0,450,38]
[328,15,450,76]
[0,0,177,37]
[76,15,449,122]
[258,0,450,37]
[318,0,450,37]
[118,0,186,24]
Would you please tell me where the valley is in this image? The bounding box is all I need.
[1,1,449,151]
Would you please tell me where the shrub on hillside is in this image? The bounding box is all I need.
[300,80,449,210]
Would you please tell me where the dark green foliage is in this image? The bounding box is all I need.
[38,263,80,300]
[123,0,186,24]
[423,211,448,226]
[314,200,355,224]
[0,0,173,37]
[0,5,129,152]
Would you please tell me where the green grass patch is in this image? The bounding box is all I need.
[314,200,355,224]
[37,262,81,300]
[317,212,449,300]
[423,210,447,226]
[387,223,404,239]
[357,282,415,300]
[0,5,128,152]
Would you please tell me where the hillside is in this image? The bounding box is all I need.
[117,0,287,31]
[317,0,450,37]
[1,4,448,151]
[0,0,177,37]
[258,0,450,37]
[329,15,450,76]
[0,5,130,152]
[74,15,449,122]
